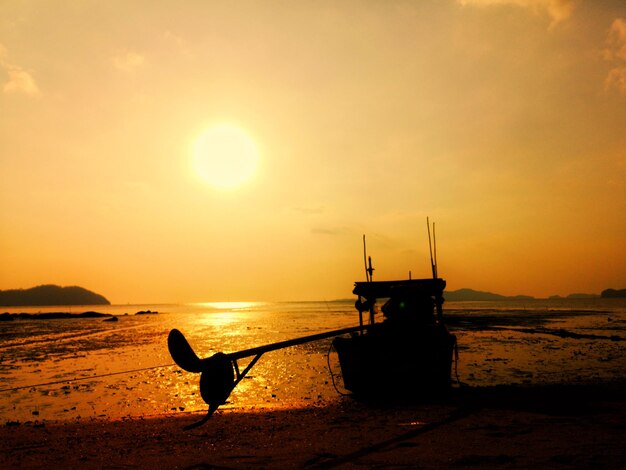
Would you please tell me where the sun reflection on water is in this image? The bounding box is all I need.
[190,301,266,311]
[186,301,268,330]
[196,311,247,328]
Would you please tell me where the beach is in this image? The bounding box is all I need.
[1,299,625,468]
[2,382,625,469]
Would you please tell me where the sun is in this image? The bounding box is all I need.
[191,124,260,189]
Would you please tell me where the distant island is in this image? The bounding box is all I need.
[444,288,535,301]
[443,288,626,301]
[601,288,626,298]
[0,285,110,306]
[549,293,599,299]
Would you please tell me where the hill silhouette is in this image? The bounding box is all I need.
[444,288,534,301]
[445,288,534,301]
[445,288,619,301]
[0,285,110,306]
[601,288,626,298]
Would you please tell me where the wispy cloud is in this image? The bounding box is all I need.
[0,43,40,96]
[311,227,340,235]
[605,66,626,94]
[163,30,193,58]
[604,18,626,61]
[457,0,575,28]
[292,206,326,215]
[111,50,145,73]
[604,18,626,95]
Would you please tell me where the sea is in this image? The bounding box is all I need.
[1,298,625,423]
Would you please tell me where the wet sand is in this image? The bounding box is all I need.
[2,382,625,469]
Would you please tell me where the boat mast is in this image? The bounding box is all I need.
[362,234,370,282]
[362,235,375,325]
[433,221,438,279]
[359,235,367,329]
[427,217,444,322]
[427,217,437,279]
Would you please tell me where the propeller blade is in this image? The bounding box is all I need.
[167,329,204,373]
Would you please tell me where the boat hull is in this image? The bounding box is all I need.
[332,324,456,397]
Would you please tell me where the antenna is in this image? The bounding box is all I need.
[363,235,368,282]
[433,221,438,279]
[362,235,375,282]
[427,217,436,279]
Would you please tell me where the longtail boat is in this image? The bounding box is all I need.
[334,277,456,396]
[168,221,457,429]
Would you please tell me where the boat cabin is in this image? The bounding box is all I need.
[353,278,446,327]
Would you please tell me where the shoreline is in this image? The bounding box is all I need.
[3,381,625,469]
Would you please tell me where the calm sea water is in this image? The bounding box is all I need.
[1,298,624,423]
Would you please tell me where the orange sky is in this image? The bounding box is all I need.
[1,1,625,303]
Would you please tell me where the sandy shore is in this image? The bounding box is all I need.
[2,382,625,469]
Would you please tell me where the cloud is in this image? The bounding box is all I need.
[457,0,575,28]
[163,30,193,58]
[292,206,326,215]
[310,227,347,236]
[604,18,626,61]
[311,228,340,235]
[111,50,145,72]
[605,66,626,94]
[0,43,40,96]
[604,18,626,95]
[3,64,40,95]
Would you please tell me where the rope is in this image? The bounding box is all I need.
[326,341,349,396]
[0,363,176,393]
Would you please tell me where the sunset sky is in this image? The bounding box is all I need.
[1,0,625,303]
